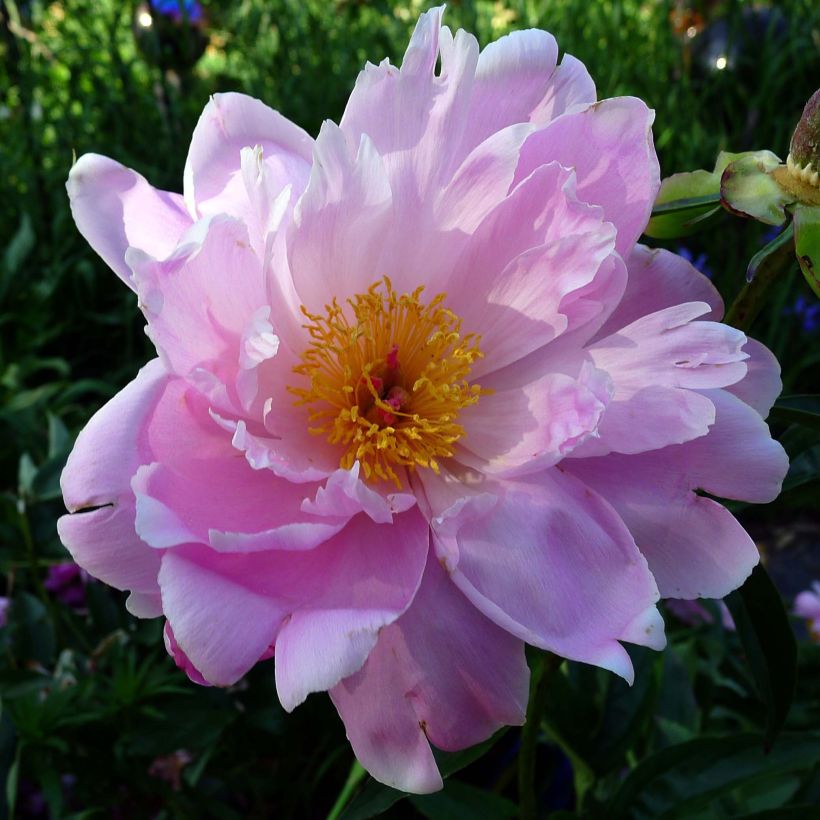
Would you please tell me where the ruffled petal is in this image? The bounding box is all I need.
[330,554,528,793]
[566,391,787,598]
[595,245,723,340]
[580,303,749,455]
[66,154,191,291]
[421,467,662,683]
[725,338,782,417]
[58,360,171,596]
[129,215,267,413]
[529,53,596,123]
[183,92,312,219]
[515,97,659,256]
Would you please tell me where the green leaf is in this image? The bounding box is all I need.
[725,566,797,747]
[644,151,744,238]
[781,445,820,492]
[721,151,795,225]
[770,395,820,432]
[410,780,517,819]
[607,733,820,819]
[794,203,820,297]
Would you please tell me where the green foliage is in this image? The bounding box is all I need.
[1,0,819,816]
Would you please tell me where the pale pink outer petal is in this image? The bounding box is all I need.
[128,378,345,553]
[421,467,663,683]
[66,154,192,291]
[578,303,749,455]
[595,245,724,340]
[529,53,596,123]
[725,338,782,418]
[274,510,429,711]
[58,360,170,596]
[566,389,788,598]
[183,92,313,218]
[515,97,660,257]
[330,555,529,794]
[158,511,428,692]
[129,215,267,413]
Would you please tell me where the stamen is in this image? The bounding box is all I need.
[289,277,486,486]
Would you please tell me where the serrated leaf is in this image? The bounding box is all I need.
[725,566,797,747]
[794,203,820,297]
[607,732,820,819]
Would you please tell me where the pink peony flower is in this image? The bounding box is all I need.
[794,582,820,641]
[58,8,788,793]
[666,598,735,630]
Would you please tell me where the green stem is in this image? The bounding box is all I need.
[518,652,563,820]
[326,759,366,820]
[724,224,796,331]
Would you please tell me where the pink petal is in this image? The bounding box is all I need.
[183,92,312,218]
[725,338,782,418]
[595,245,723,340]
[288,123,392,309]
[275,510,429,710]
[457,364,610,475]
[515,97,660,256]
[461,29,558,153]
[529,53,596,123]
[423,467,663,683]
[58,360,171,595]
[159,510,428,691]
[130,380,343,552]
[66,154,191,291]
[129,215,267,413]
[566,389,787,598]
[580,303,749,455]
[330,555,528,793]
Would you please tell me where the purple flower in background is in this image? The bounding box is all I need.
[795,582,820,641]
[0,597,9,628]
[149,0,203,23]
[784,295,820,334]
[667,598,735,630]
[44,562,89,609]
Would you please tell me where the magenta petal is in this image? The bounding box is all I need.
[183,92,312,218]
[67,154,191,291]
[515,97,659,256]
[58,360,171,595]
[330,555,528,793]
[426,468,662,682]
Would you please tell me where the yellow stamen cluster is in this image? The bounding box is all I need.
[290,277,484,486]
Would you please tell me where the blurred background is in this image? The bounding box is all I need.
[1,1,819,817]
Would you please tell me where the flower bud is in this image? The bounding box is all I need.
[788,88,820,184]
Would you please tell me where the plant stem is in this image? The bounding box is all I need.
[326,759,366,820]
[518,651,563,820]
[724,226,796,331]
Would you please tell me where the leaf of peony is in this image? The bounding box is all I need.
[745,222,795,283]
[770,394,820,432]
[644,150,745,238]
[794,203,820,297]
[409,780,517,819]
[605,732,820,819]
[725,565,797,749]
[720,151,795,226]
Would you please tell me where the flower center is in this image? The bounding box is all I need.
[290,277,484,485]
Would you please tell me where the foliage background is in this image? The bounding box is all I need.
[0,0,819,817]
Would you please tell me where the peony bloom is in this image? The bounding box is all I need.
[794,582,820,641]
[59,8,788,793]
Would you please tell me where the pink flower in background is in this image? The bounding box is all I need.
[794,582,820,641]
[44,561,89,610]
[666,599,735,630]
[58,7,788,793]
